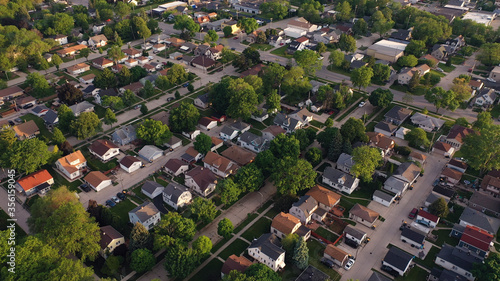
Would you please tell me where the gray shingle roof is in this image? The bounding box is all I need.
[368,271,393,281]
[437,244,482,271]
[375,121,398,133]
[459,207,496,233]
[163,182,189,204]
[293,195,318,218]
[384,106,412,122]
[295,266,330,281]
[384,176,407,193]
[249,233,285,260]
[401,228,426,244]
[142,180,164,196]
[323,167,356,187]
[383,247,413,271]
[344,225,366,240]
[43,110,58,124]
[69,101,94,115]
[129,202,160,222]
[373,190,396,202]
[337,153,354,169]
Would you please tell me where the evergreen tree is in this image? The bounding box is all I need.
[327,131,343,161]
[342,140,353,155]
[292,238,309,270]
[129,222,153,252]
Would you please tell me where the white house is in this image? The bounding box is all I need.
[270,212,311,240]
[322,167,360,194]
[198,117,218,131]
[262,125,286,141]
[372,190,397,207]
[16,170,54,197]
[416,210,440,228]
[219,126,239,141]
[344,225,367,245]
[162,182,192,210]
[203,151,239,178]
[84,171,112,192]
[89,139,120,162]
[237,132,268,153]
[55,150,87,180]
[119,156,142,173]
[88,34,108,49]
[31,105,48,117]
[141,180,165,199]
[382,247,414,276]
[247,233,286,272]
[128,202,161,230]
[138,145,163,162]
[99,225,125,259]
[435,244,477,281]
[164,158,189,176]
[336,153,355,174]
[410,113,445,132]
[185,166,217,197]
[324,244,348,267]
[475,88,497,107]
[401,228,426,249]
[194,93,210,109]
[289,195,320,224]
[182,129,201,140]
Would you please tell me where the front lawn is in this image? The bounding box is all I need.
[46,166,82,193]
[241,217,272,241]
[218,238,250,260]
[438,63,455,73]
[82,149,118,171]
[248,127,262,136]
[108,199,137,237]
[188,258,223,281]
[248,119,267,130]
[250,43,274,51]
[309,120,324,128]
[490,104,500,118]
[307,240,342,281]
[429,229,459,247]
[20,114,54,141]
[270,44,292,58]
[395,266,429,281]
[234,213,258,234]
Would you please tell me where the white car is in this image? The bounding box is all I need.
[344,258,355,270]
[436,67,444,72]
[111,196,120,204]
[358,101,366,107]
[487,78,496,83]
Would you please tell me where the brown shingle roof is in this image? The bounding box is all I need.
[199,117,216,126]
[263,125,286,137]
[350,204,379,223]
[123,48,141,56]
[119,155,141,168]
[100,225,123,250]
[221,255,252,275]
[13,120,39,138]
[84,171,110,187]
[306,185,341,208]
[185,166,217,192]
[441,167,463,180]
[271,212,300,235]
[67,63,90,73]
[93,57,113,66]
[221,145,256,166]
[481,175,500,190]
[324,244,348,262]
[89,139,119,157]
[203,151,239,175]
[409,151,427,161]
[447,125,475,144]
[433,141,452,152]
[366,132,394,150]
[0,86,23,99]
[164,158,187,173]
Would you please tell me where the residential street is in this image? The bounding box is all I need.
[0,184,31,234]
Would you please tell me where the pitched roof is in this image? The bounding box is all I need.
[138,145,163,160]
[344,225,366,240]
[13,120,39,138]
[324,244,348,262]
[394,162,421,183]
[67,63,90,73]
[469,192,500,214]
[92,57,113,66]
[221,255,253,275]
[401,228,426,244]
[123,48,141,56]
[481,175,500,190]
[142,180,164,196]
[368,271,393,281]
[84,171,110,187]
[441,167,463,180]
[129,202,160,222]
[199,116,217,126]
[409,151,427,162]
[374,121,397,133]
[418,210,439,222]
[433,141,453,152]
[119,155,141,168]
[296,266,330,281]
[446,125,475,144]
[448,159,467,170]
[385,106,412,121]
[90,34,108,43]
[383,247,413,271]
[69,101,94,114]
[17,170,53,192]
[185,166,217,192]
[203,151,239,175]
[337,153,354,168]
[306,185,341,207]
[437,244,481,272]
[366,132,394,150]
[165,158,187,172]
[460,225,494,251]
[100,225,123,250]
[263,125,286,137]
[410,113,445,130]
[221,145,256,166]
[56,150,86,174]
[163,182,190,203]
[89,139,119,157]
[191,55,216,67]
[349,204,379,223]
[432,186,456,199]
[293,195,318,218]
[0,86,23,99]
[373,190,396,201]
[249,233,285,260]
[272,212,301,235]
[295,36,309,43]
[459,207,495,233]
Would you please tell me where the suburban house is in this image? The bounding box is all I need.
[344,225,367,246]
[125,58,138,68]
[99,225,125,259]
[185,166,217,197]
[324,244,349,267]
[284,17,318,38]
[468,192,500,217]
[67,63,90,75]
[31,106,47,118]
[55,150,87,180]
[191,55,216,71]
[163,182,192,210]
[374,121,398,136]
[349,204,379,227]
[447,158,467,173]
[123,48,141,58]
[289,108,313,126]
[401,228,426,249]
[164,158,189,176]
[273,112,303,133]
[198,117,218,131]
[366,39,408,63]
[459,207,496,235]
[337,153,355,174]
[203,151,239,178]
[13,120,40,140]
[397,65,430,85]
[92,57,113,69]
[0,86,23,102]
[383,162,420,195]
[120,81,143,94]
[409,151,427,165]
[210,136,223,152]
[56,44,87,57]
[42,110,59,128]
[384,106,412,125]
[322,166,359,194]
[287,37,309,54]
[221,145,256,166]
[289,195,322,224]
[141,180,165,199]
[372,190,397,207]
[457,225,493,258]
[436,244,479,281]
[181,146,203,164]
[368,272,393,281]
[440,167,463,186]
[469,79,484,90]
[69,101,95,117]
[88,34,108,48]
[306,185,341,212]
[219,126,239,141]
[417,210,440,228]
[410,113,445,132]
[481,174,500,197]
[89,139,120,162]
[382,247,414,276]
[431,44,454,60]
[182,129,201,140]
[119,156,142,173]
[366,132,395,157]
[221,255,253,278]
[262,125,286,141]
[79,74,95,84]
[112,125,137,146]
[240,64,265,78]
[271,212,311,240]
[237,131,269,153]
[128,202,161,230]
[16,96,36,108]
[138,145,163,163]
[194,93,210,109]
[432,141,455,157]
[490,66,500,80]
[247,233,286,272]
[474,88,497,107]
[84,171,112,192]
[443,125,475,149]
[16,169,53,196]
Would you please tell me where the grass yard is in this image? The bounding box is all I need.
[327,65,352,77]
[173,133,191,146]
[20,114,54,141]
[241,217,272,241]
[438,63,456,73]
[248,127,262,136]
[307,240,342,281]
[415,245,440,269]
[429,229,459,247]
[395,266,428,281]
[265,207,280,219]
[0,209,27,240]
[211,236,231,253]
[131,185,148,200]
[234,213,258,234]
[83,149,118,171]
[390,83,409,93]
[46,166,82,193]
[108,199,138,237]
[446,203,465,224]
[490,104,500,118]
[248,119,267,130]
[250,43,274,51]
[336,103,361,122]
[257,200,273,213]
[77,67,103,78]
[451,56,466,65]
[263,117,274,126]
[315,227,339,243]
[270,44,292,58]
[218,238,250,260]
[429,69,446,78]
[366,121,377,132]
[309,120,324,128]
[188,258,224,281]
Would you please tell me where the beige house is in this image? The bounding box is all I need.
[349,204,379,228]
[490,66,500,80]
[84,171,112,192]
[270,212,311,240]
[324,244,349,267]
[367,40,408,63]
[13,120,40,140]
[67,63,90,75]
[99,225,125,258]
[55,151,87,180]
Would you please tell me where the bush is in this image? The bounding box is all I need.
[394,146,412,156]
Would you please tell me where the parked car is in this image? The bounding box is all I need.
[8,120,15,126]
[344,238,359,248]
[416,219,431,227]
[358,101,366,107]
[381,265,399,277]
[14,118,22,123]
[408,208,418,219]
[111,196,120,204]
[233,37,239,40]
[231,47,236,51]
[487,77,496,83]
[167,97,174,102]
[320,257,334,268]
[23,104,34,109]
[117,192,126,200]
[80,184,91,192]
[436,67,444,72]
[399,222,410,231]
[105,200,116,207]
[134,104,142,110]
[344,258,355,270]
[182,82,190,87]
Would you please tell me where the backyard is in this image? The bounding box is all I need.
[241,217,272,241]
[108,199,138,237]
[429,229,459,247]
[20,114,54,141]
[217,238,250,260]
[307,240,342,281]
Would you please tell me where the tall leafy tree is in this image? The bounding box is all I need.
[477,43,500,66]
[130,249,155,274]
[52,127,66,145]
[51,54,63,70]
[266,90,281,113]
[94,68,117,89]
[471,252,500,281]
[130,222,153,252]
[369,88,393,107]
[218,218,234,239]
[6,138,51,174]
[217,178,241,206]
[293,49,322,76]
[335,1,352,21]
[71,112,101,140]
[57,83,83,105]
[133,16,152,45]
[57,104,75,132]
[351,146,382,182]
[137,119,173,146]
[118,66,132,86]
[107,45,125,65]
[193,235,212,256]
[351,66,373,89]
[155,212,196,242]
[424,87,460,113]
[26,72,50,97]
[234,163,264,192]
[270,133,300,160]
[173,14,199,39]
[305,147,322,167]
[226,78,259,120]
[405,40,427,57]
[292,238,309,270]
[190,198,217,224]
[164,243,200,279]
[340,117,368,143]
[194,133,212,154]
[327,129,343,161]
[237,18,259,34]
[473,112,493,130]
[372,64,391,83]
[405,127,430,148]
[272,157,317,195]
[246,263,281,281]
[460,124,500,174]
[338,34,357,53]
[169,101,200,132]
[103,108,117,127]
[329,50,345,67]
[428,197,449,218]
[260,0,289,19]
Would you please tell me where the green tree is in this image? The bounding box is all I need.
[266,90,281,113]
[282,233,300,259]
[218,218,234,239]
[134,16,152,45]
[405,127,430,148]
[246,263,281,281]
[336,1,352,21]
[369,88,393,107]
[103,108,117,127]
[238,18,259,34]
[372,11,394,38]
[140,80,155,98]
[327,129,343,161]
[71,111,101,140]
[194,133,212,154]
[405,40,426,57]
[471,252,500,281]
[260,0,289,19]
[408,70,421,90]
[338,34,357,53]
[94,68,117,89]
[305,147,322,167]
[217,178,241,206]
[226,78,259,120]
[424,87,460,113]
[340,117,368,143]
[130,249,155,274]
[428,197,449,218]
[6,138,51,174]
[164,243,200,279]
[108,45,125,65]
[292,128,315,151]
[57,104,75,132]
[412,17,452,45]
[477,43,500,66]
[52,127,66,145]
[173,15,199,39]
[205,29,219,42]
[234,163,264,192]
[473,111,493,130]
[292,238,309,270]
[325,118,334,127]
[130,222,153,252]
[115,1,131,19]
[293,49,322,76]
[329,50,345,67]
[80,48,90,61]
[317,42,327,55]
[270,133,300,160]
[137,119,173,146]
[460,124,500,174]
[101,255,123,277]
[169,101,200,132]
[351,146,382,182]
[190,197,217,224]
[57,83,84,106]
[272,157,317,195]
[140,104,148,115]
[26,72,50,97]
[193,235,212,256]
[351,66,373,89]
[223,26,233,37]
[117,66,132,86]
[155,75,171,91]
[51,54,63,70]
[353,18,368,35]
[397,55,418,67]
[372,63,391,83]
[155,212,196,242]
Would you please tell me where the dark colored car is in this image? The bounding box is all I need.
[8,120,15,126]
[231,47,236,51]
[105,200,116,207]
[408,208,418,219]
[23,103,34,109]
[320,257,334,268]
[344,238,359,249]
[117,193,126,200]
[381,265,399,277]
[182,82,190,87]
[80,184,91,192]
